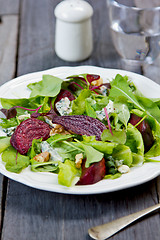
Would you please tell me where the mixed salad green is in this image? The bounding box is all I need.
[0,73,160,187]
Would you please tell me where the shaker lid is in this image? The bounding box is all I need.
[54,0,93,23]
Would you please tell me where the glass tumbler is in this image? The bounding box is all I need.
[106,0,160,66]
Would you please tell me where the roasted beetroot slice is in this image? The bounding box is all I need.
[52,115,107,140]
[55,89,75,104]
[103,83,111,89]
[129,113,154,152]
[86,74,100,83]
[10,118,50,155]
[76,158,106,185]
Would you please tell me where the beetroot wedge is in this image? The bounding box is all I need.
[10,118,50,155]
[129,114,154,152]
[55,89,75,104]
[52,115,107,140]
[77,158,106,185]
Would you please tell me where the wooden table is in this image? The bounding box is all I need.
[0,1,160,239]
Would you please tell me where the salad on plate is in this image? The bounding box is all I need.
[0,72,160,188]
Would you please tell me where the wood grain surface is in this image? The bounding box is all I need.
[0,1,160,240]
[0,15,18,85]
[0,0,19,15]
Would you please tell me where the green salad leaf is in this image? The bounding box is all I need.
[85,100,97,118]
[0,137,11,153]
[112,144,133,167]
[0,118,18,128]
[92,94,109,111]
[27,138,42,159]
[47,134,74,145]
[74,140,104,168]
[30,159,58,172]
[113,100,130,128]
[58,160,81,187]
[71,89,91,115]
[49,140,82,162]
[109,74,143,110]
[2,146,30,173]
[104,173,122,179]
[125,124,144,166]
[82,135,116,155]
[101,129,126,144]
[109,74,160,123]
[125,124,144,154]
[145,138,160,158]
[0,98,34,109]
[28,75,63,98]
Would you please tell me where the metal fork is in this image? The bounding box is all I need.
[88,202,160,240]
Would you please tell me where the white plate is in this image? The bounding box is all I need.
[0,66,160,195]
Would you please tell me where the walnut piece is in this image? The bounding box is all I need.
[75,153,83,168]
[91,77,103,86]
[50,124,71,136]
[33,151,50,162]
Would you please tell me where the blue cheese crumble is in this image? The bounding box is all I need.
[41,141,63,162]
[99,85,108,95]
[18,112,31,120]
[3,126,16,136]
[55,97,72,116]
[96,100,114,120]
[44,117,55,127]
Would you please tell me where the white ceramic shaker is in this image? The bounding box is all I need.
[54,0,93,62]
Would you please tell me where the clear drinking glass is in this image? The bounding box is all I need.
[107,0,160,67]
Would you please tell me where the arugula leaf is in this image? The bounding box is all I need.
[49,140,82,162]
[38,96,51,113]
[113,98,130,128]
[92,94,109,111]
[71,89,91,115]
[75,140,104,168]
[83,144,104,168]
[109,74,143,109]
[0,98,34,109]
[0,137,11,153]
[0,97,44,116]
[27,138,42,159]
[2,146,30,173]
[47,134,74,145]
[0,118,18,128]
[30,159,58,172]
[82,135,116,155]
[109,74,160,122]
[85,100,97,118]
[58,160,81,187]
[136,96,160,123]
[28,75,63,98]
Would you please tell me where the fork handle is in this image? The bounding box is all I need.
[88,202,160,240]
